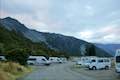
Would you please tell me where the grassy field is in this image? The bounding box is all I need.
[0,62,32,80]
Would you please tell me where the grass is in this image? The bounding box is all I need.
[0,62,32,80]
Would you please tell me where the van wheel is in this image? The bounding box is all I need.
[105,66,109,70]
[92,66,96,70]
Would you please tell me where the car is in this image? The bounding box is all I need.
[27,56,51,66]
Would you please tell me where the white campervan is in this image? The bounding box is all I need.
[60,57,67,63]
[49,57,62,63]
[0,56,6,61]
[76,56,97,66]
[88,57,111,70]
[115,49,120,73]
[27,56,51,65]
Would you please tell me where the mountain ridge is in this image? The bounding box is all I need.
[0,17,112,57]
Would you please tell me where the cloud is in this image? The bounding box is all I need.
[85,5,95,16]
[75,24,120,43]
[0,0,120,43]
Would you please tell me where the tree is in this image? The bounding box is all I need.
[88,44,96,56]
[5,48,29,65]
[0,43,4,54]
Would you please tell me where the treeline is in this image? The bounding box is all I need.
[0,24,69,65]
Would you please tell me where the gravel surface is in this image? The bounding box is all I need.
[19,62,120,80]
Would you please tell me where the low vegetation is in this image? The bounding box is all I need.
[0,62,32,80]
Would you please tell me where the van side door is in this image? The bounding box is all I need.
[98,59,104,69]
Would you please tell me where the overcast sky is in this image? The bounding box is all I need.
[0,0,120,44]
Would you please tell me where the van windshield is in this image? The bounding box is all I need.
[28,58,36,61]
[116,56,120,62]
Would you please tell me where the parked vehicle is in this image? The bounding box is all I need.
[88,57,111,70]
[49,57,63,63]
[59,57,67,63]
[0,56,6,61]
[27,56,51,65]
[115,49,120,73]
[76,56,97,66]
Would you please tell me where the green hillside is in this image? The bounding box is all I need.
[0,24,67,57]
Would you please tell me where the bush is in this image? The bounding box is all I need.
[5,48,29,65]
[0,62,31,80]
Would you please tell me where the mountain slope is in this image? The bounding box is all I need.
[0,17,46,42]
[95,44,120,56]
[0,17,111,57]
[0,23,64,56]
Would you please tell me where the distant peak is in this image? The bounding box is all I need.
[2,17,20,23]
[4,17,13,20]
[0,17,12,20]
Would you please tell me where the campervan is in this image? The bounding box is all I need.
[115,49,120,73]
[88,57,111,70]
[60,57,67,63]
[0,56,6,61]
[76,56,97,66]
[27,56,51,65]
[49,57,62,63]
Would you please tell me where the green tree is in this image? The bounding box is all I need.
[5,48,29,65]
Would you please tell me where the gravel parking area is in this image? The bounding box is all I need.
[71,64,120,80]
[18,62,120,80]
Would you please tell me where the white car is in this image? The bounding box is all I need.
[88,58,111,70]
[27,56,51,65]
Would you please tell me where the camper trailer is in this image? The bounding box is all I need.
[115,49,120,73]
[27,56,51,65]
[88,57,111,70]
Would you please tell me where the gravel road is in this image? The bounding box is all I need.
[19,62,120,80]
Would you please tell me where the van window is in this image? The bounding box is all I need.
[104,59,109,62]
[50,59,53,60]
[28,58,36,61]
[116,56,120,62]
[0,58,2,60]
[91,59,96,62]
[98,60,103,62]
[42,58,46,61]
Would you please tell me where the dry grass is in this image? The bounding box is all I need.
[0,62,31,80]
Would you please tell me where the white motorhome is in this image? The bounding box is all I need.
[27,56,51,65]
[76,56,97,66]
[115,49,120,73]
[49,57,62,63]
[88,57,111,70]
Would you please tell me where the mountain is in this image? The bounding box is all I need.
[0,23,65,57]
[0,17,46,42]
[95,44,120,56]
[0,17,111,57]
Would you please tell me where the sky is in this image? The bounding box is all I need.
[0,0,120,44]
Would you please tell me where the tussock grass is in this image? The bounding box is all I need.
[0,62,31,80]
